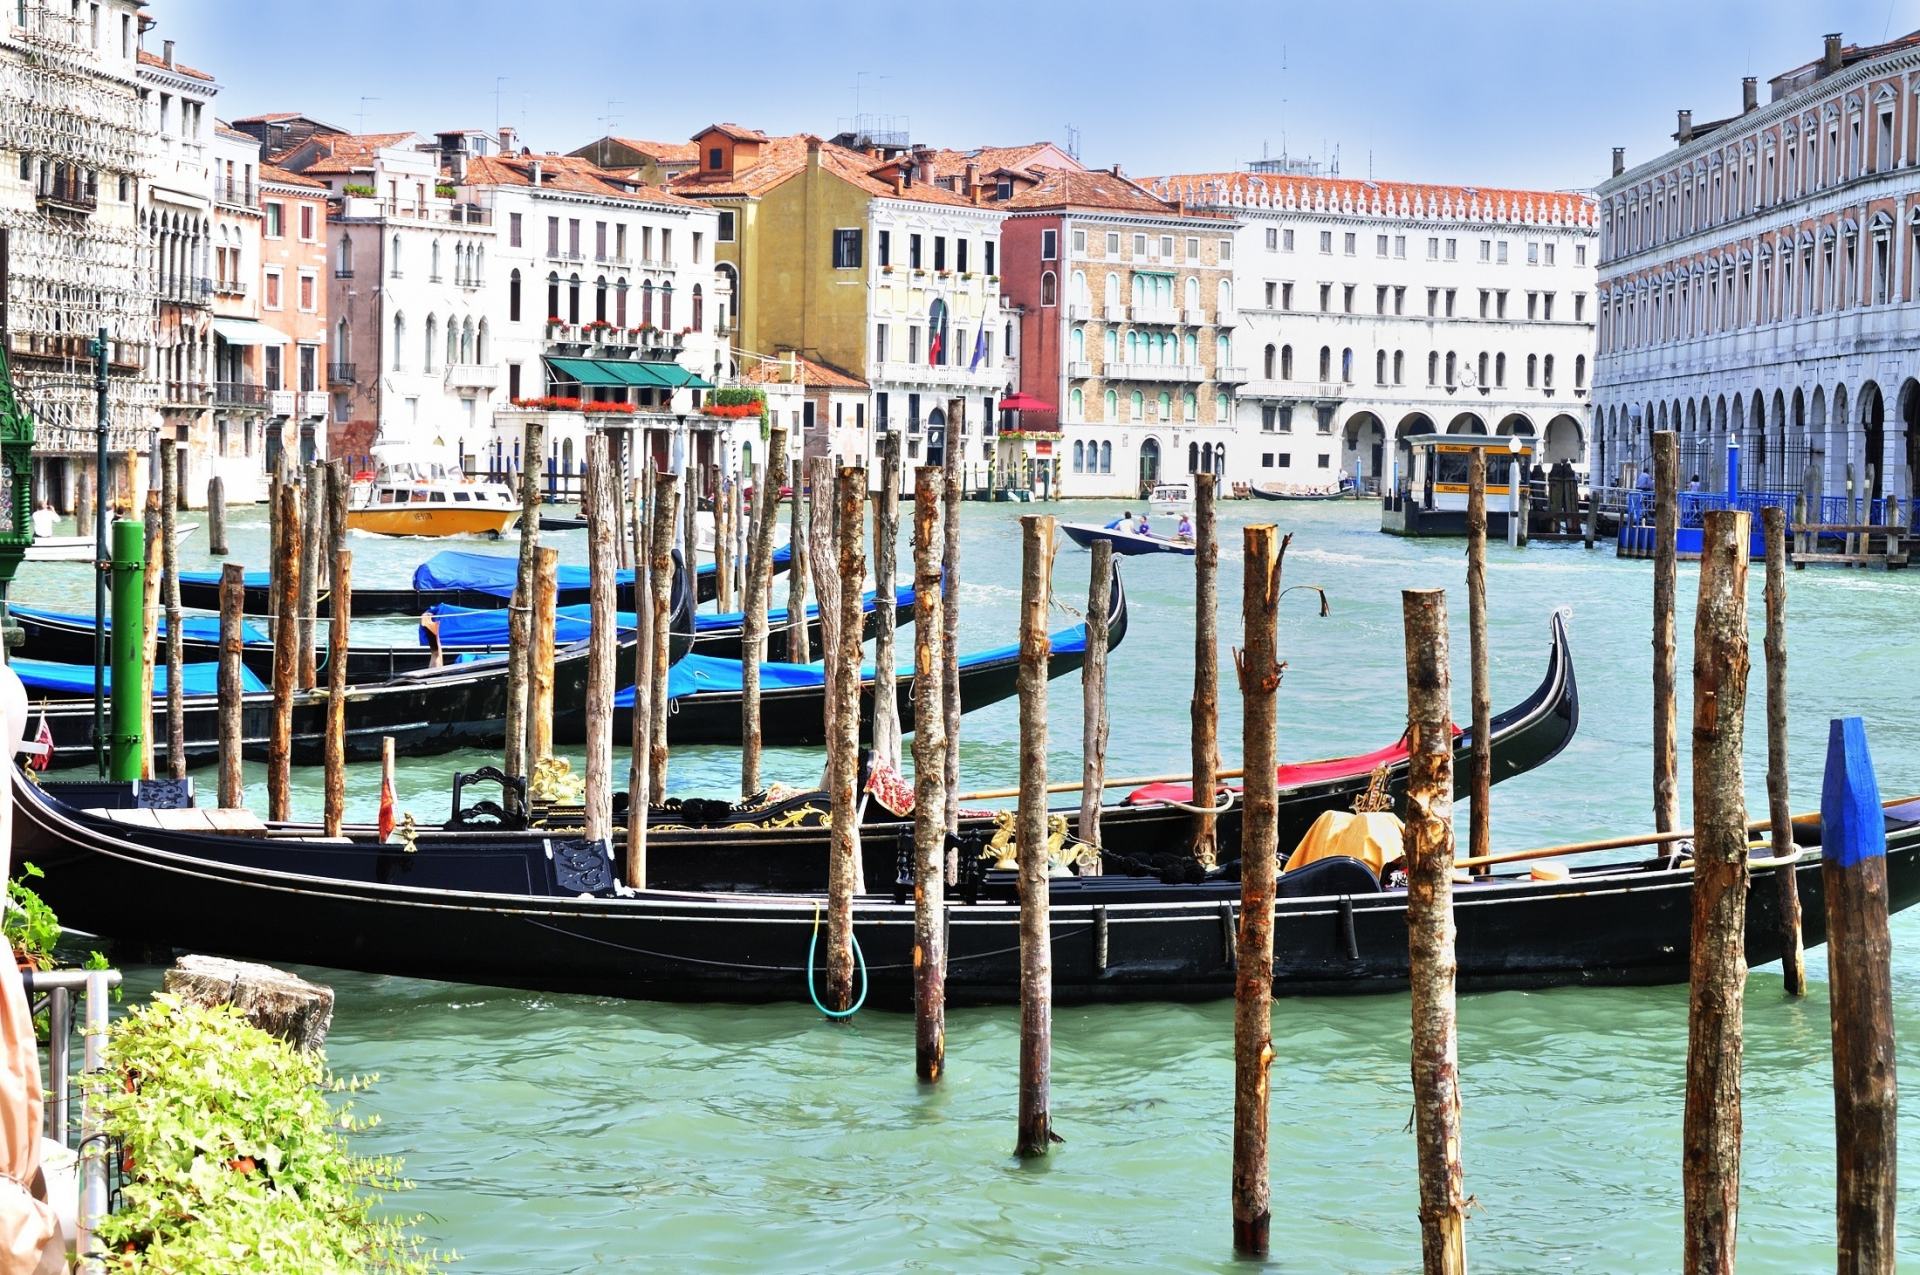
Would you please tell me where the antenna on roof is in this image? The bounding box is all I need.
[355,96,381,134]
[1064,124,1080,163]
[597,99,623,166]
[492,77,508,133]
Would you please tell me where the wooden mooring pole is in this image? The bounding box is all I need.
[911,464,947,1080]
[1819,716,1898,1274]
[1015,512,1055,1157]
[1653,431,1679,834]
[1682,508,1751,1275]
[787,460,811,665]
[526,547,559,769]
[267,466,301,823]
[807,457,843,741]
[1402,586,1467,1275]
[159,441,184,780]
[648,474,678,805]
[1079,539,1113,860]
[823,465,868,1014]
[712,463,732,613]
[1232,524,1284,1255]
[942,399,965,836]
[138,493,159,781]
[1761,505,1804,996]
[741,429,787,795]
[871,435,903,768]
[1191,471,1220,866]
[583,436,617,846]
[216,563,245,809]
[624,467,657,889]
[322,549,351,836]
[298,464,322,690]
[206,474,226,556]
[506,418,544,803]
[1466,448,1490,871]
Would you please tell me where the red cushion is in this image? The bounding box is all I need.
[1122,726,1461,806]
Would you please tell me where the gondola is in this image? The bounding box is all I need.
[175,542,787,615]
[19,764,1914,1006]
[1060,522,1195,557]
[1251,483,1352,502]
[638,566,1129,746]
[21,556,694,768]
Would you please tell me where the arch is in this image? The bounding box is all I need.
[1446,412,1487,435]
[1263,343,1276,378]
[1069,387,1084,418]
[1104,274,1120,308]
[660,281,673,329]
[1281,345,1294,379]
[1858,379,1885,499]
[1138,437,1162,487]
[1896,377,1920,505]
[692,283,704,332]
[476,319,489,365]
[1342,410,1387,490]
[1495,412,1535,436]
[1543,414,1584,466]
[392,311,406,371]
[508,268,522,322]
[423,313,438,372]
[1071,327,1086,361]
[1040,270,1057,306]
[1072,270,1088,306]
[1073,440,1086,473]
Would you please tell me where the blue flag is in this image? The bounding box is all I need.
[968,318,988,372]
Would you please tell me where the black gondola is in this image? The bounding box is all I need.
[1251,484,1353,502]
[18,766,1916,1006]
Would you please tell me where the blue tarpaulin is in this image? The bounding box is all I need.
[411,542,792,595]
[180,568,268,589]
[422,582,915,647]
[14,658,265,698]
[12,604,268,644]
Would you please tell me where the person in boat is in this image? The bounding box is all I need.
[29,501,56,540]
[1175,513,1194,540]
[1104,509,1133,531]
[1135,513,1152,536]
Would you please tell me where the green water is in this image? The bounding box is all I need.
[22,498,1920,1272]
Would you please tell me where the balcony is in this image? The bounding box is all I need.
[212,277,248,299]
[334,267,355,279]
[217,180,257,207]
[1183,306,1213,326]
[445,363,500,392]
[873,360,999,389]
[1102,304,1127,322]
[1129,302,1180,325]
[1215,365,1250,384]
[328,362,357,385]
[335,196,493,227]
[36,175,97,217]
[300,391,329,418]
[268,389,297,417]
[1067,303,1092,320]
[1216,308,1238,327]
[1066,360,1092,378]
[163,380,211,407]
[213,380,270,410]
[160,277,214,308]
[1105,362,1202,383]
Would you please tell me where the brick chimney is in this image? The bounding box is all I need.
[1741,77,1758,113]
[891,172,903,195]
[1822,32,1844,75]
[1611,147,1625,177]
[964,161,979,198]
[162,38,174,68]
[1111,163,1124,179]
[530,158,543,187]
[498,125,515,153]
[1676,109,1693,143]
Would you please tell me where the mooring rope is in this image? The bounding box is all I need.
[805,900,868,1019]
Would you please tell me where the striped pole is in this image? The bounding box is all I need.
[1819,717,1896,1273]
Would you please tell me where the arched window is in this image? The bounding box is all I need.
[1189,441,1200,472]
[444,318,458,369]
[460,317,474,365]
[1376,349,1387,384]
[1477,352,1489,384]
[508,269,522,322]
[1341,347,1353,383]
[616,277,629,327]
[1216,390,1231,422]
[338,236,353,275]
[1041,271,1057,306]
[476,319,489,365]
[431,239,442,281]
[423,314,438,372]
[546,273,560,321]
[1543,354,1554,388]
[1318,346,1331,381]
[1073,440,1085,472]
[1072,270,1087,306]
[1104,274,1120,309]
[334,317,350,360]
[1071,328,1085,360]
[1104,389,1118,419]
[1099,441,1112,473]
[568,274,582,324]
[1103,329,1117,362]
[1527,354,1538,387]
[1218,279,1232,313]
[1130,390,1144,420]
[1428,351,1439,384]
[1394,350,1405,384]
[1184,332,1198,364]
[1264,344,1276,378]
[390,234,402,276]
[1495,352,1506,386]
[1216,332,1231,367]
[1445,352,1456,386]
[1186,275,1199,311]
[642,281,655,326]
[1183,390,1197,419]
[1127,330,1140,360]
[661,282,673,328]
[392,312,406,371]
[595,275,609,323]
[1070,387,1084,418]
[1574,354,1586,388]
[1158,391,1172,419]
[691,284,703,332]
[1281,345,1293,379]
[473,244,484,284]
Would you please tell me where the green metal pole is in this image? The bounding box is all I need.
[107,517,144,781]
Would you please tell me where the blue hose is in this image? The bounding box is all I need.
[805,903,869,1019]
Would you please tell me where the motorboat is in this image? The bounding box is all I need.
[344,443,519,539]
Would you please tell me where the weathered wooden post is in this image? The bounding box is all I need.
[1015,512,1056,1155]
[1402,586,1467,1275]
[1653,431,1679,835]
[648,474,678,801]
[159,441,185,780]
[138,494,160,780]
[807,456,844,741]
[1191,471,1220,866]
[526,547,559,769]
[298,464,323,690]
[1682,508,1751,1275]
[623,468,658,889]
[267,468,301,822]
[787,455,811,664]
[583,436,617,846]
[1584,472,1599,548]
[217,563,245,808]
[1760,505,1804,996]
[942,398,965,832]
[1465,448,1490,870]
[206,474,226,555]
[871,434,903,767]
[715,466,734,612]
[911,464,947,1080]
[1819,716,1898,1274]
[1079,539,1113,857]
[506,417,544,800]
[322,549,350,836]
[1233,524,1284,1255]
[823,465,869,1014]
[740,429,788,795]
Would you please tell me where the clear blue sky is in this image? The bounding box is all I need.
[165,0,1916,192]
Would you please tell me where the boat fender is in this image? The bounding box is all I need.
[1093,905,1109,975]
[891,827,915,905]
[1219,900,1236,970]
[1338,896,1360,961]
[1529,860,1572,882]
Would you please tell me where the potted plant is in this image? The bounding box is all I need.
[6,864,59,972]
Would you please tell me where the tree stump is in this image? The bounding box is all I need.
[163,954,334,1052]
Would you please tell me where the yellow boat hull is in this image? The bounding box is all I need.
[344,506,520,538]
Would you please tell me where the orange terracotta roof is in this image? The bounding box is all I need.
[926,142,1073,181]
[463,153,701,208]
[671,134,979,207]
[136,48,213,82]
[300,132,418,175]
[1000,169,1190,216]
[609,137,699,164]
[741,355,868,390]
[1148,171,1596,225]
[259,162,326,191]
[698,123,769,143]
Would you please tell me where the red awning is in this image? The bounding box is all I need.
[998,392,1053,412]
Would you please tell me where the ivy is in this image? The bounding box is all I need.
[97,996,450,1272]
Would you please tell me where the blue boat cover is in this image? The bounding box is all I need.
[691,583,912,633]
[180,568,269,589]
[613,622,1089,707]
[412,542,792,595]
[11,603,268,644]
[14,658,265,698]
[425,603,632,648]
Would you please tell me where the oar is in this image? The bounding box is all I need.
[956,768,1247,804]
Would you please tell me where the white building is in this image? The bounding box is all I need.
[1153,170,1597,493]
[0,0,154,508]
[1593,29,1920,506]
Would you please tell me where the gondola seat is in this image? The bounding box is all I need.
[1273,854,1382,899]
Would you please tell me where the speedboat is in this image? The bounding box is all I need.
[1061,521,1195,557]
[1148,481,1192,513]
[344,443,519,539]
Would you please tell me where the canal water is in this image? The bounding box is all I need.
[21,496,1920,1272]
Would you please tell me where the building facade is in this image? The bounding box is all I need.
[254,160,329,470]
[1,0,153,508]
[208,123,269,494]
[1002,168,1241,498]
[1593,30,1920,505]
[1154,171,1596,495]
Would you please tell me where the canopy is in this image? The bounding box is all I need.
[12,603,268,644]
[998,392,1053,412]
[13,658,265,698]
[212,317,276,346]
[543,356,632,388]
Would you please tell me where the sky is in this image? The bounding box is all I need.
[163,0,1917,193]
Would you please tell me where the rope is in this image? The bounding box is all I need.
[805,900,868,1019]
[1153,788,1241,816]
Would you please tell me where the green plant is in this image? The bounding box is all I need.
[97,996,448,1272]
[707,386,769,438]
[434,183,456,199]
[342,183,376,198]
[5,863,61,969]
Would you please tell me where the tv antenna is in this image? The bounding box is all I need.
[355,96,381,134]
[597,99,624,164]
[492,77,508,134]
[1064,124,1080,163]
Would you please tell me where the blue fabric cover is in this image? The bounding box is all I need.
[181,569,268,588]
[14,658,265,697]
[612,622,1089,707]
[412,542,792,596]
[426,603,633,647]
[691,583,912,633]
[12,604,268,644]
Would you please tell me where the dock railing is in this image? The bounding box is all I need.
[26,966,122,1264]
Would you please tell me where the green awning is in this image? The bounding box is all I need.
[544,356,628,387]
[642,363,715,390]
[1133,268,1177,280]
[595,361,672,388]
